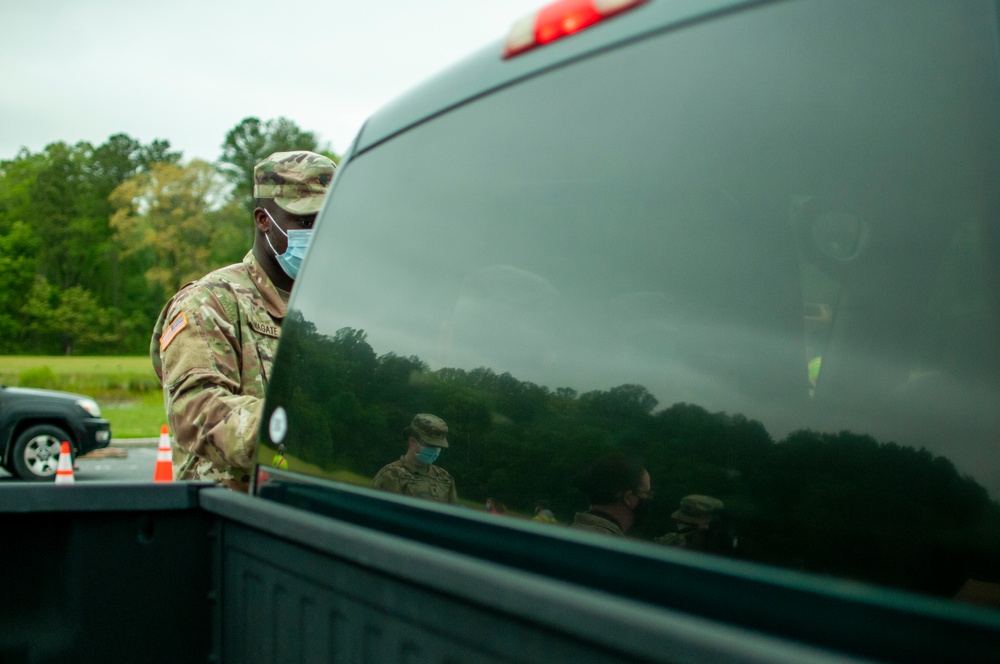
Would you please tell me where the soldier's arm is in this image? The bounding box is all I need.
[156,286,259,470]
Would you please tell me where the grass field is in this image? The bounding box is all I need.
[0,356,165,438]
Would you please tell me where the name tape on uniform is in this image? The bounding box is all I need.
[249,318,280,338]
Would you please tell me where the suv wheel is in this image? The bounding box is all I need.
[10,424,71,481]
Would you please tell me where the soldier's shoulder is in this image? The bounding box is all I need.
[165,262,251,313]
[191,262,253,296]
[375,459,406,478]
[429,464,455,482]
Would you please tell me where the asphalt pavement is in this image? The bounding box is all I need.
[75,446,160,482]
[0,440,161,483]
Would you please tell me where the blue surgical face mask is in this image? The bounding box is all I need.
[415,444,441,465]
[264,210,312,279]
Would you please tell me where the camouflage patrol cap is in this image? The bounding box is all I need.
[671,495,724,525]
[411,413,449,448]
[253,150,336,215]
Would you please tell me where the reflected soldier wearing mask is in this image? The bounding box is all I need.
[373,414,457,504]
[657,495,735,554]
[569,454,653,537]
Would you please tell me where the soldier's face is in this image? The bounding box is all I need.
[633,470,652,501]
[268,205,316,254]
[257,204,317,254]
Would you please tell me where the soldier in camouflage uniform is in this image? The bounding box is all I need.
[532,501,558,524]
[569,454,652,537]
[150,151,335,491]
[655,495,725,549]
[372,414,458,504]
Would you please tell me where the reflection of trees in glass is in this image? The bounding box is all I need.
[268,318,1000,598]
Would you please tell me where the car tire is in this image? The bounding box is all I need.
[10,424,71,481]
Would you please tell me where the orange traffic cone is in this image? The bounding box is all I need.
[55,441,75,484]
[154,425,173,482]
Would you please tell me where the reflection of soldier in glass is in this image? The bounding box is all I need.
[272,443,288,470]
[533,501,557,524]
[656,495,727,551]
[372,414,457,504]
[569,454,652,537]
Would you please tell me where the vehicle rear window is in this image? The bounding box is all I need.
[264,0,1000,607]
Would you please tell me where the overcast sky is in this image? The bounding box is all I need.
[0,0,544,163]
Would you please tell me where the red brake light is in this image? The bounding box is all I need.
[538,0,602,44]
[503,0,648,58]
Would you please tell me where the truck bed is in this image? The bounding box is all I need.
[2,484,996,663]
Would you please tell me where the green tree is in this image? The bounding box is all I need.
[0,150,47,234]
[109,160,227,296]
[218,117,329,215]
[19,276,58,353]
[0,221,39,352]
[0,134,187,354]
[49,286,118,354]
[25,142,98,291]
[1,135,183,315]
[138,139,183,172]
[16,277,120,354]
[205,200,255,267]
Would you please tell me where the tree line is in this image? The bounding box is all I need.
[0,118,337,355]
[267,318,1000,600]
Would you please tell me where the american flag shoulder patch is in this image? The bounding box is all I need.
[160,312,188,350]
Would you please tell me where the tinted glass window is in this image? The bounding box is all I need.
[263,0,1000,605]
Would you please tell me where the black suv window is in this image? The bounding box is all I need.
[263,0,1000,606]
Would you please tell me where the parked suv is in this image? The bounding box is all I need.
[0,386,111,480]
[254,0,1000,660]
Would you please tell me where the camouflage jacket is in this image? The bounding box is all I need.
[569,511,625,537]
[151,251,287,492]
[372,456,458,504]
